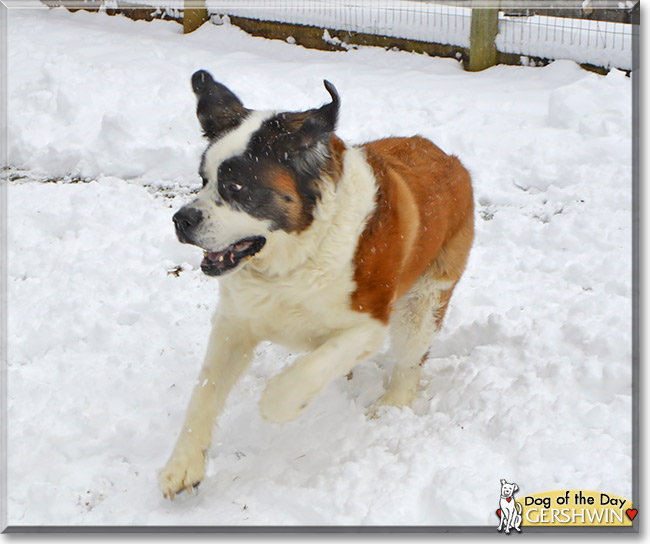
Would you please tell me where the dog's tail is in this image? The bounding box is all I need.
[516,501,522,514]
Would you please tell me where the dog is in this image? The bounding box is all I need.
[497,479,523,533]
[159,70,474,499]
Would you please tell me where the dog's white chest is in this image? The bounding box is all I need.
[219,264,362,350]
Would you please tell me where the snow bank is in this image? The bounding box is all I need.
[6,7,633,527]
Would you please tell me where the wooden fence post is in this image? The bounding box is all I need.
[184,0,208,34]
[468,0,499,71]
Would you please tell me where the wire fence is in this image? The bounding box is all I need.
[205,1,473,48]
[200,0,634,70]
[53,0,636,71]
[497,10,633,70]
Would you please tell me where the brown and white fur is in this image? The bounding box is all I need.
[159,71,474,499]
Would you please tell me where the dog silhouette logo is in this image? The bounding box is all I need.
[496,479,522,533]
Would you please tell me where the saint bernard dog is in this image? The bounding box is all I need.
[159,70,474,499]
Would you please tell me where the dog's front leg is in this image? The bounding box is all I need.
[260,320,386,423]
[497,511,504,531]
[159,315,256,499]
[504,511,513,534]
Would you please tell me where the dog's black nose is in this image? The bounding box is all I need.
[173,207,202,242]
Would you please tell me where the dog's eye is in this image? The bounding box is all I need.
[217,176,246,202]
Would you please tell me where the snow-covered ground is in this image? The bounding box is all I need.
[5,5,633,527]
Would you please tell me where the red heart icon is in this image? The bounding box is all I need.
[507,498,512,502]
[626,508,638,521]
[496,509,501,517]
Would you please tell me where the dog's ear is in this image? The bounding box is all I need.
[191,70,249,140]
[309,80,339,134]
[500,479,507,485]
[274,80,340,177]
[513,484,519,492]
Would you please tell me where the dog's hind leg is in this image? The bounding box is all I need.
[259,319,387,423]
[372,276,457,411]
[159,314,257,499]
[373,214,473,411]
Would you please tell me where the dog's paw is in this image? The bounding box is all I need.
[158,446,207,500]
[377,386,416,409]
[259,371,317,423]
[366,400,389,419]
[367,389,413,418]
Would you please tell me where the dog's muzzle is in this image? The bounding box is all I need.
[172,205,267,276]
[173,206,203,245]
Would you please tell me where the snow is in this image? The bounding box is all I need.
[496,12,633,71]
[123,0,633,70]
[5,6,633,528]
[206,0,473,48]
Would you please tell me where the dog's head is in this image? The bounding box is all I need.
[173,70,341,277]
[500,479,519,498]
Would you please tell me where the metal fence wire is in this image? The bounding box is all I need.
[72,0,635,71]
[204,1,474,48]
[497,10,633,69]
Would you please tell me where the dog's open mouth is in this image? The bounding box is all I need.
[200,236,266,276]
